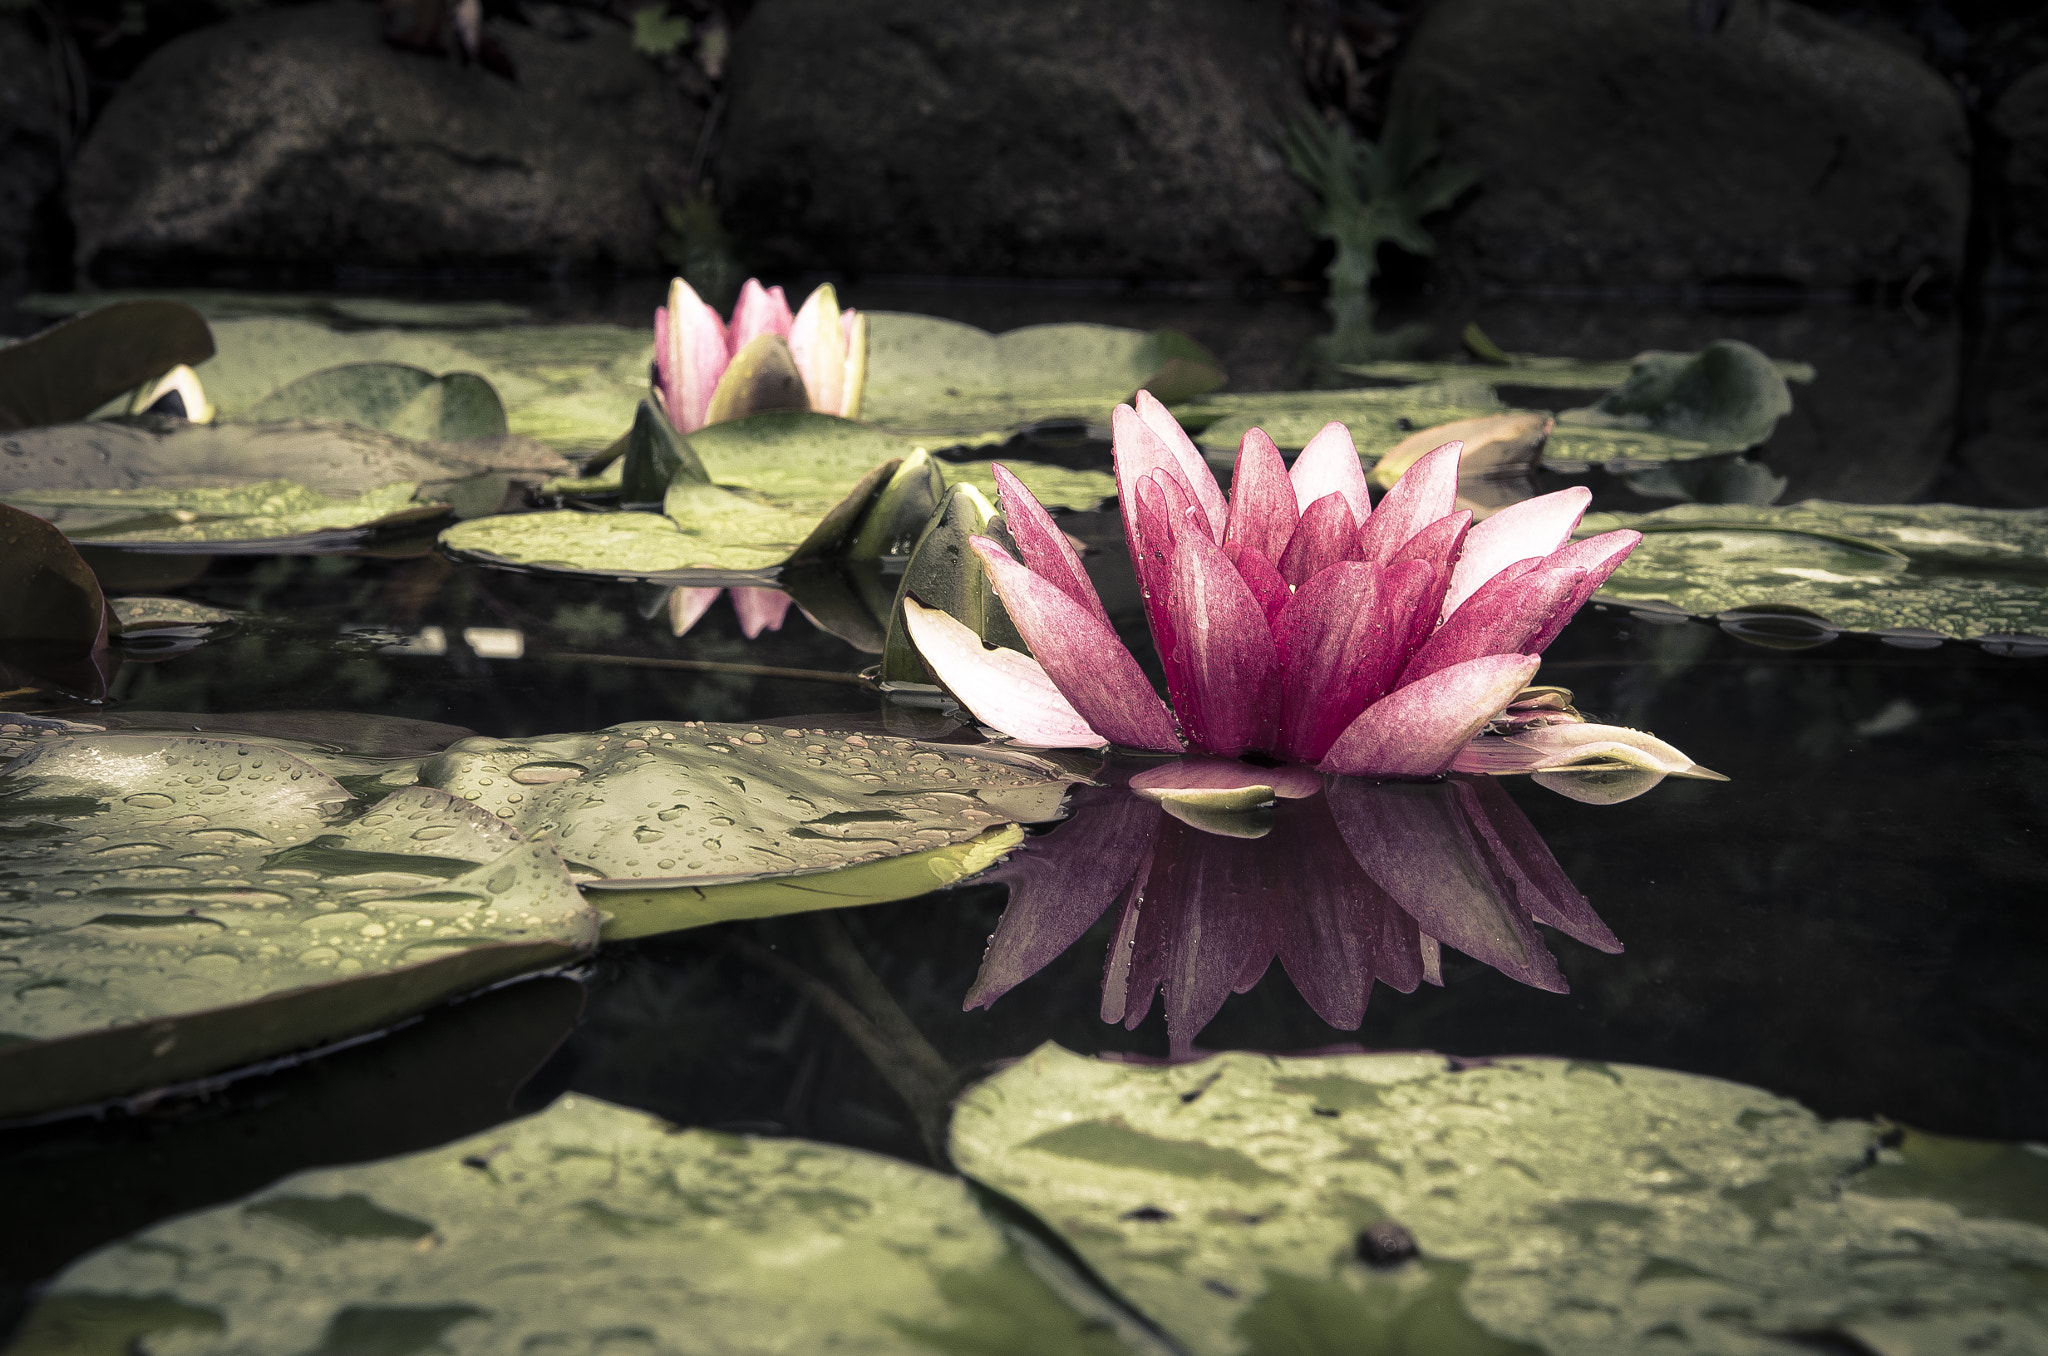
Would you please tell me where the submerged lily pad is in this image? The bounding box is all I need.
[1584,501,2048,641]
[12,1093,1145,1356]
[951,1044,2048,1356]
[861,314,1225,445]
[0,735,596,1120]
[243,362,508,442]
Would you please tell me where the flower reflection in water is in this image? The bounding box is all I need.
[966,770,1620,1059]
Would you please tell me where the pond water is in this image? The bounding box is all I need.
[2,281,2044,1350]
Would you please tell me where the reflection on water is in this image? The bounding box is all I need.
[971,774,1619,1058]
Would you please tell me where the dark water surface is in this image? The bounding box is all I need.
[2,283,2044,1342]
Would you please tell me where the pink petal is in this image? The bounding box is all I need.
[1387,509,1471,652]
[1400,565,1584,686]
[972,538,1184,752]
[1146,815,1275,1055]
[1223,427,1299,567]
[903,599,1105,747]
[1442,486,1592,618]
[728,278,795,353]
[667,586,720,637]
[730,587,795,639]
[656,278,730,433]
[1164,523,1279,757]
[1529,529,1641,648]
[1128,756,1322,801]
[1276,492,1359,588]
[1114,403,1215,547]
[1131,474,1188,717]
[1135,390,1228,544]
[788,283,848,415]
[1274,562,1381,764]
[1318,653,1542,778]
[991,463,1111,628]
[1226,541,1290,627]
[1289,420,1372,521]
[966,788,1163,1011]
[1455,776,1622,953]
[1356,440,1461,565]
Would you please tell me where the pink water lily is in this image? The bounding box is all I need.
[905,391,1645,778]
[653,277,867,434]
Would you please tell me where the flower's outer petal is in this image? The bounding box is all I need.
[1132,474,1188,716]
[1400,565,1584,685]
[788,282,848,415]
[1387,509,1471,652]
[1165,523,1279,757]
[991,463,1111,627]
[1455,776,1622,953]
[1135,390,1228,543]
[1115,403,1217,552]
[1442,486,1592,618]
[1356,439,1461,565]
[728,277,795,353]
[657,277,730,433]
[971,538,1184,751]
[667,586,720,637]
[1226,541,1290,627]
[967,787,1161,1011]
[1326,776,1567,992]
[1224,427,1299,566]
[1277,492,1359,588]
[1289,420,1372,521]
[1128,755,1323,801]
[730,587,795,639]
[903,598,1105,747]
[1524,528,1640,651]
[1452,720,1727,781]
[839,309,868,421]
[1318,653,1542,778]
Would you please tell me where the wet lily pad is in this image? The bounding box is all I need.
[8,478,441,548]
[1182,384,1506,458]
[243,363,509,442]
[0,735,597,1121]
[0,418,473,498]
[951,1044,2048,1356]
[11,1093,1146,1356]
[415,719,1075,893]
[861,314,1225,445]
[944,460,1118,513]
[1584,501,2048,641]
[0,300,215,431]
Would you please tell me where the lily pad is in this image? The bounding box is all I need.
[951,1044,2048,1356]
[243,362,509,442]
[7,478,442,548]
[944,460,1119,513]
[1337,347,1814,396]
[414,719,1075,893]
[11,1093,1146,1356]
[21,290,533,328]
[1584,501,2048,641]
[0,300,215,430]
[0,418,477,499]
[0,735,596,1121]
[0,503,109,648]
[861,314,1225,445]
[1181,384,1506,458]
[1546,340,1795,469]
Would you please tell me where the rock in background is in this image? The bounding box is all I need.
[1994,63,2048,274]
[1393,0,1972,292]
[67,1,698,278]
[0,11,80,318]
[713,0,1316,281]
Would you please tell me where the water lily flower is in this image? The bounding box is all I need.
[667,586,795,639]
[904,391,1651,778]
[968,773,1621,1058]
[653,277,867,434]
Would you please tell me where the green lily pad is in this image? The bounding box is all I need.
[861,314,1225,445]
[11,1093,1147,1356]
[0,418,474,499]
[243,363,509,442]
[0,735,596,1121]
[951,1044,2048,1356]
[192,316,649,453]
[1337,348,1814,396]
[1584,501,2048,641]
[7,478,442,548]
[21,290,533,328]
[0,301,215,431]
[414,719,1075,893]
[1546,340,1795,469]
[1181,384,1506,458]
[944,460,1119,513]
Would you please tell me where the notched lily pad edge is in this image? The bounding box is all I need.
[1585,595,2048,652]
